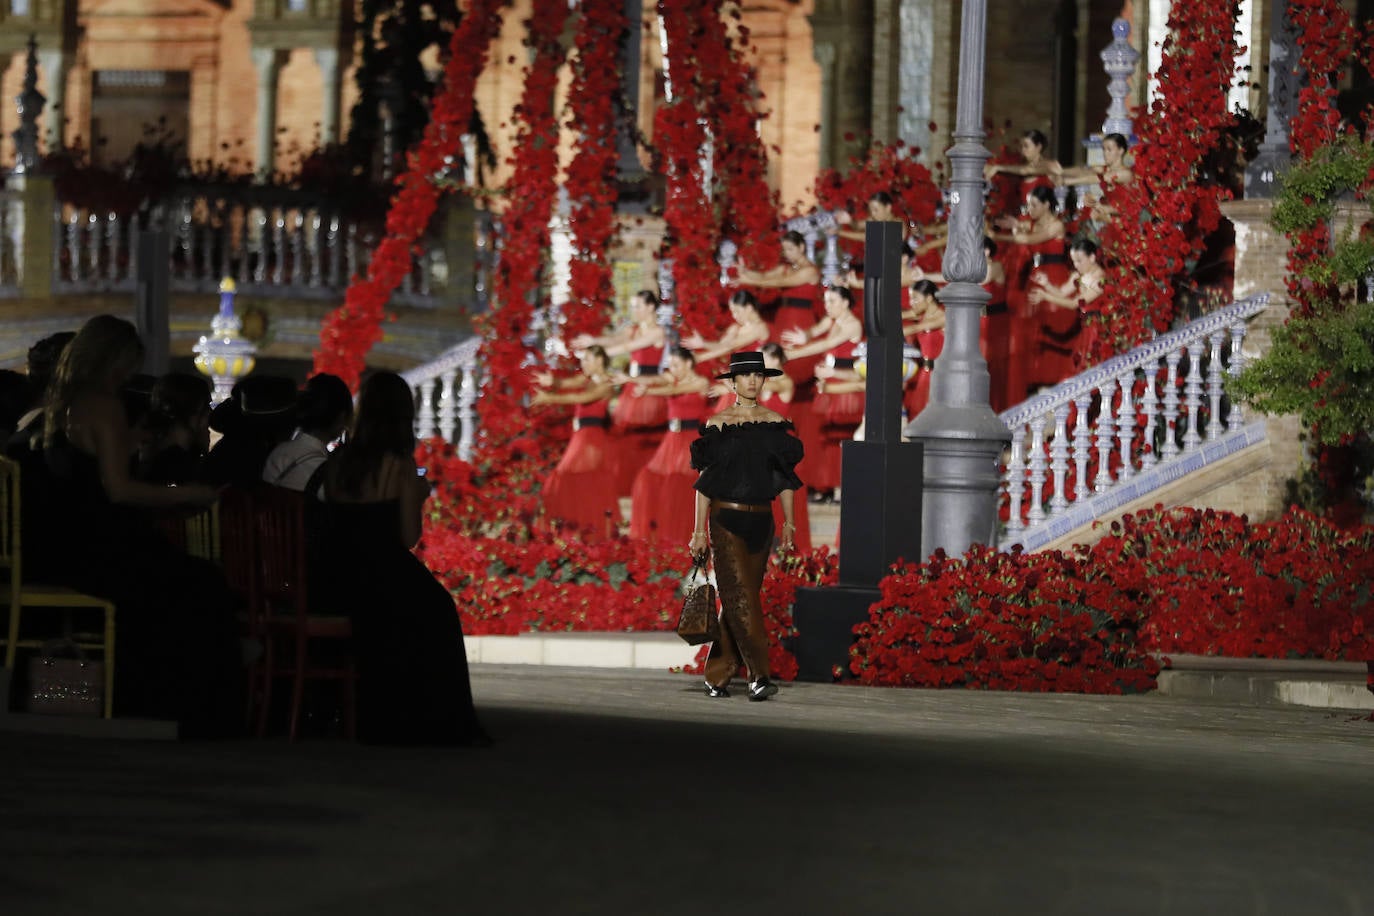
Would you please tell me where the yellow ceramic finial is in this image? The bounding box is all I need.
[219,277,236,294]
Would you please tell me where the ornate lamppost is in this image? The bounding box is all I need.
[11,35,45,176]
[902,0,1010,556]
[193,278,258,405]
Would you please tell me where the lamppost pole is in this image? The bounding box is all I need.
[903,0,1010,556]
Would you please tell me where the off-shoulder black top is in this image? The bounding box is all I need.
[690,420,805,504]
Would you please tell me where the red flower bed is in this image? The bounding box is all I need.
[852,506,1374,693]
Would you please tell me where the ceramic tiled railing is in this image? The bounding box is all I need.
[998,293,1272,552]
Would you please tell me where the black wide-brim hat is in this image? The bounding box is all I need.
[209,374,299,436]
[715,350,783,380]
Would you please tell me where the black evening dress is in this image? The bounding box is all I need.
[39,434,243,736]
[307,495,485,746]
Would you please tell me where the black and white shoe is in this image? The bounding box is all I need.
[747,678,778,702]
[704,682,731,699]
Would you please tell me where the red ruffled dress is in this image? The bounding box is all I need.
[1036,277,1088,387]
[611,336,668,496]
[629,389,707,542]
[904,316,946,422]
[542,398,620,539]
[760,390,811,551]
[767,282,823,387]
[1005,236,1070,400]
[981,274,1010,412]
[810,339,865,493]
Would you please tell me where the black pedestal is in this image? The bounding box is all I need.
[792,585,879,682]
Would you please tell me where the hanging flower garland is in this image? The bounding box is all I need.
[562,1,629,342]
[655,0,728,339]
[313,0,506,388]
[702,9,779,273]
[476,0,573,456]
[1284,0,1374,319]
[1087,3,1241,363]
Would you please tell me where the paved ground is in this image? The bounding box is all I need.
[3,665,1373,916]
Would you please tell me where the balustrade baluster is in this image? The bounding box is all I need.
[416,378,438,439]
[403,256,417,295]
[1227,321,1248,426]
[289,211,305,286]
[457,360,478,461]
[1140,363,1160,469]
[252,210,267,284]
[85,213,101,283]
[419,252,433,297]
[271,212,286,286]
[178,202,194,281]
[1005,425,1027,536]
[199,209,214,286]
[1094,377,1117,492]
[213,201,230,282]
[822,233,841,286]
[66,210,81,283]
[1049,403,1070,512]
[1072,390,1092,498]
[308,211,323,288]
[1027,413,1049,524]
[1206,329,1226,439]
[328,215,343,288]
[106,212,121,283]
[1161,350,1182,460]
[346,224,359,284]
[438,370,458,441]
[1182,340,1205,451]
[1115,370,1135,480]
[127,221,139,283]
[803,229,820,265]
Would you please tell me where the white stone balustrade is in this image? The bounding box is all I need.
[400,336,483,461]
[998,293,1271,552]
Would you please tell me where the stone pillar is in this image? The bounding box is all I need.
[897,0,935,155]
[903,0,1009,557]
[252,47,283,180]
[15,174,55,300]
[870,0,900,145]
[440,194,477,308]
[1217,197,1302,518]
[11,35,44,174]
[809,0,873,170]
[35,47,67,153]
[315,47,342,146]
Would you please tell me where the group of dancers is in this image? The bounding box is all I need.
[533,132,1128,542]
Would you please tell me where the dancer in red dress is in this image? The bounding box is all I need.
[901,280,945,422]
[757,343,811,550]
[531,346,620,539]
[1056,132,1133,229]
[628,347,710,542]
[681,290,772,405]
[783,286,864,499]
[572,290,668,497]
[736,230,824,388]
[1029,238,1105,384]
[912,238,1010,411]
[994,185,1068,402]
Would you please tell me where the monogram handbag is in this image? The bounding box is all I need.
[27,641,103,718]
[676,561,721,646]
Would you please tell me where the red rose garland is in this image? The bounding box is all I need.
[655,0,728,339]
[814,140,943,264]
[562,1,628,343]
[477,0,572,455]
[703,8,779,272]
[1088,2,1241,363]
[313,0,506,388]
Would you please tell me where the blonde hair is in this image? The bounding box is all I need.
[43,315,144,447]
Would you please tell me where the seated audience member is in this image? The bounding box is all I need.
[9,331,75,447]
[137,373,212,485]
[310,371,489,747]
[200,375,298,487]
[38,314,243,736]
[263,373,354,491]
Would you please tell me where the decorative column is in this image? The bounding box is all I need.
[35,46,67,154]
[1100,18,1139,139]
[1245,0,1298,198]
[903,0,1010,557]
[251,48,283,181]
[194,279,259,405]
[616,0,651,208]
[314,47,342,146]
[11,35,45,175]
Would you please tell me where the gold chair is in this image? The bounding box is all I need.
[0,455,117,718]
